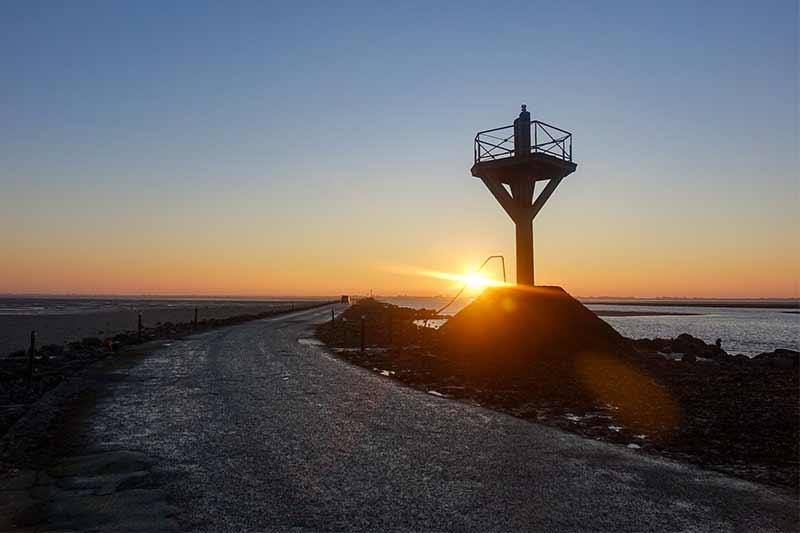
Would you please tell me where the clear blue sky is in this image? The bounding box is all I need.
[1,1,797,297]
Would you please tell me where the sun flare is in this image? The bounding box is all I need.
[464,271,492,290]
[387,263,507,295]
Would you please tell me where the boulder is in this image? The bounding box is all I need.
[629,338,671,352]
[752,349,799,369]
[81,337,103,348]
[671,333,712,357]
[39,344,64,358]
[711,351,734,366]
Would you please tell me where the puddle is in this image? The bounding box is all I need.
[627,443,641,449]
[427,390,445,397]
[413,319,448,330]
[298,338,325,346]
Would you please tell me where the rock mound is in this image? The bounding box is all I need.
[440,286,632,376]
[752,349,799,369]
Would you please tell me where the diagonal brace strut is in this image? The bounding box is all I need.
[479,175,564,286]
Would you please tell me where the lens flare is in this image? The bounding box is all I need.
[575,351,681,439]
[463,271,491,289]
[383,263,508,297]
[412,268,506,288]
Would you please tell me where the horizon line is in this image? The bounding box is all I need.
[0,292,798,302]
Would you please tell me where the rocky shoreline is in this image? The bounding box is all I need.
[316,299,799,491]
[0,301,335,441]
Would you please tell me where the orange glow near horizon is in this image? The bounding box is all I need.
[0,210,797,299]
[0,248,798,299]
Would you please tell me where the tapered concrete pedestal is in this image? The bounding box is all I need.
[440,286,632,375]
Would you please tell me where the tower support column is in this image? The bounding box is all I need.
[515,218,534,286]
[510,176,535,286]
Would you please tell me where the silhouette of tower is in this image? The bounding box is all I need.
[471,106,577,286]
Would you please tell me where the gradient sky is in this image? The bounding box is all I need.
[1,1,797,298]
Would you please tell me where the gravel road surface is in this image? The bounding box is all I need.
[8,305,796,531]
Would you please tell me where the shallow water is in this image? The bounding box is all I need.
[587,304,798,357]
[383,296,799,357]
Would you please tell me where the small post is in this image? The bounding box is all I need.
[387,308,393,345]
[342,318,348,346]
[137,312,143,340]
[331,308,335,324]
[360,315,365,353]
[27,330,36,385]
[194,307,198,326]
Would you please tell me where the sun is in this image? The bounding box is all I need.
[464,271,492,290]
[396,264,506,294]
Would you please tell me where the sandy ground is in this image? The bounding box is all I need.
[0,301,324,356]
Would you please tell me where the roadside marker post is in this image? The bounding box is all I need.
[360,316,366,353]
[387,308,393,345]
[27,330,36,386]
[138,312,143,340]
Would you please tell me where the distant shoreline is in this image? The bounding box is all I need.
[593,310,702,317]
[2,294,798,308]
[582,300,799,310]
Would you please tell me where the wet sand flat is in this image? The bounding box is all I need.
[0,301,323,356]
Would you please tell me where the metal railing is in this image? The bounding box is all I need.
[431,255,507,319]
[474,120,573,164]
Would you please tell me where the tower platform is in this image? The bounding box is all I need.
[471,151,577,183]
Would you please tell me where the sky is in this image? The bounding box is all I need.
[1,0,797,298]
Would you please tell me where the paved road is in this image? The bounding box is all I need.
[35,306,798,531]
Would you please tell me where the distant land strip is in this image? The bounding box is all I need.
[582,300,799,310]
[593,310,702,317]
